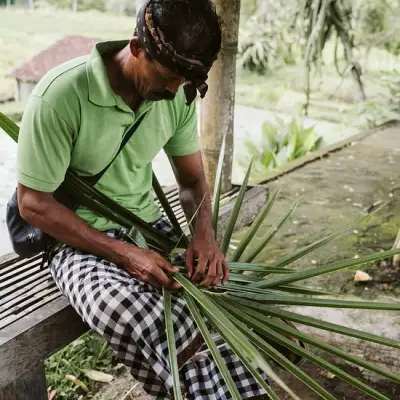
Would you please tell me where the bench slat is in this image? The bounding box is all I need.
[0,254,42,275]
[0,266,50,299]
[0,288,61,330]
[0,275,55,316]
[0,257,43,283]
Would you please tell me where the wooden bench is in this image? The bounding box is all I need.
[0,184,267,400]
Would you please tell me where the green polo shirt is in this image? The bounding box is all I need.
[17,40,200,231]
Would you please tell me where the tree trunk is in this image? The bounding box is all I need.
[28,0,34,10]
[330,1,367,101]
[72,0,78,12]
[136,0,147,18]
[6,0,11,7]
[200,0,241,194]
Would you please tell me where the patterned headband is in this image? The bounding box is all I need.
[135,0,219,105]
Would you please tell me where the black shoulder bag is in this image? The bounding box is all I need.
[6,113,147,258]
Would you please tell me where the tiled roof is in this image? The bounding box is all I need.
[9,35,100,82]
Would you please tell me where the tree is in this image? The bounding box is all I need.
[72,0,77,12]
[200,0,241,193]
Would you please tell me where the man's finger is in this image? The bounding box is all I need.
[157,259,182,289]
[192,254,207,282]
[185,247,194,279]
[157,257,179,274]
[146,275,161,289]
[222,260,229,285]
[200,258,217,287]
[211,260,223,287]
[153,266,177,288]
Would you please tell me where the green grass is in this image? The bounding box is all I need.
[45,331,120,399]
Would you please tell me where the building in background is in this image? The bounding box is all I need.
[8,35,99,103]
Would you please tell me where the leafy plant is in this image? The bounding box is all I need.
[354,71,400,129]
[240,116,323,183]
[238,3,300,73]
[2,111,400,399]
[45,331,119,399]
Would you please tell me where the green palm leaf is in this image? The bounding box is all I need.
[230,292,400,310]
[219,298,392,400]
[225,298,400,383]
[212,135,226,236]
[228,262,295,273]
[256,204,385,274]
[251,248,400,289]
[231,187,280,262]
[244,197,302,263]
[220,159,253,255]
[183,292,242,400]
[163,288,182,400]
[0,112,19,142]
[174,274,298,398]
[152,172,188,247]
[232,299,400,349]
[221,309,337,400]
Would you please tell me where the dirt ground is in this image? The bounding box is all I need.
[234,123,400,298]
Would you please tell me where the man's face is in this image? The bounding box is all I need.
[131,43,186,102]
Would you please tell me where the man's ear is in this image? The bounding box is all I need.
[129,38,142,59]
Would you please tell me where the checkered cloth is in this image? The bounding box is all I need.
[49,216,267,399]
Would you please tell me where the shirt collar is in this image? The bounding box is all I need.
[87,40,129,108]
[86,40,155,115]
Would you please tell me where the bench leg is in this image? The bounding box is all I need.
[0,362,47,400]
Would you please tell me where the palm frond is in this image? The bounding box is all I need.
[220,159,253,255]
[231,187,280,262]
[163,288,182,400]
[2,111,400,400]
[212,135,226,236]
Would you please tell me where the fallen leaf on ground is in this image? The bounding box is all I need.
[319,369,336,379]
[83,369,114,383]
[354,270,372,282]
[47,388,56,400]
[65,375,89,392]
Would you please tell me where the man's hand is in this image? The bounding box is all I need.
[122,246,182,290]
[186,229,229,287]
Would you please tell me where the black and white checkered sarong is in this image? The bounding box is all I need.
[49,216,267,399]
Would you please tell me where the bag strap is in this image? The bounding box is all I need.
[82,112,148,186]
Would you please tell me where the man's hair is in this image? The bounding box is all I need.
[151,0,222,59]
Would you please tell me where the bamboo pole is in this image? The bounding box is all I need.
[200,0,241,193]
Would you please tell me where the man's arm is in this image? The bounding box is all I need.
[170,151,229,286]
[18,184,181,289]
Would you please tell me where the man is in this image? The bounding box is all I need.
[17,0,266,398]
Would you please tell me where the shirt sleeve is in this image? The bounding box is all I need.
[17,96,74,192]
[163,101,200,157]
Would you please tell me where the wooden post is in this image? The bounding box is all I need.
[200,0,241,193]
